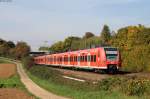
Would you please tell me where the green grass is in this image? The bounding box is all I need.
[0,75,25,89]
[0,59,9,63]
[27,69,141,99]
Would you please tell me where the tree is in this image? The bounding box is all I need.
[0,39,6,45]
[14,42,30,59]
[39,46,49,52]
[7,41,15,48]
[0,42,10,56]
[50,41,64,53]
[63,36,81,52]
[83,32,95,39]
[100,25,111,44]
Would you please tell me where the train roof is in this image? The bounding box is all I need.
[35,46,118,58]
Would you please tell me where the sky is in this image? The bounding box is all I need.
[0,0,150,51]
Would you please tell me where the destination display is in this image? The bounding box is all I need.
[105,51,118,54]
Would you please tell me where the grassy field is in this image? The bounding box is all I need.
[0,60,8,63]
[26,65,150,99]
[0,74,26,89]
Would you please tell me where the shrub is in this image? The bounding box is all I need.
[22,56,34,69]
[122,78,150,96]
[98,76,150,96]
[29,65,61,80]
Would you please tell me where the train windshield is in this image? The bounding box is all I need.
[104,48,118,60]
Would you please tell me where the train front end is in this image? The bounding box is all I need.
[104,47,121,73]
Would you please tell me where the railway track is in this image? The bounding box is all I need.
[45,65,150,81]
[46,66,111,81]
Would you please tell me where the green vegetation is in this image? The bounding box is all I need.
[26,65,150,99]
[0,59,8,63]
[0,75,25,89]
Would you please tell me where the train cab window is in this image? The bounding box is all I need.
[94,55,96,62]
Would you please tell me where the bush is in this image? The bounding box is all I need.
[98,76,150,96]
[22,56,34,69]
[121,45,150,72]
[125,79,150,96]
[29,65,61,80]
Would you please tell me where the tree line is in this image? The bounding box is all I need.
[0,39,30,59]
[39,24,150,72]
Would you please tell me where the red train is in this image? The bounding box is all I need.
[34,47,121,73]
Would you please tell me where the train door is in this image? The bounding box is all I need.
[90,50,97,67]
[97,48,101,67]
[77,52,80,66]
[83,53,88,66]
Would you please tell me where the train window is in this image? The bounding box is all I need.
[91,55,93,62]
[74,57,76,62]
[75,56,76,62]
[88,55,90,62]
[70,57,72,62]
[78,56,80,62]
[54,57,56,62]
[80,56,82,62]
[94,55,96,62]
[76,56,77,62]
[72,57,73,62]
[82,56,84,62]
[68,57,70,62]
[64,57,65,62]
[60,57,62,62]
[85,56,87,62]
[98,50,100,57]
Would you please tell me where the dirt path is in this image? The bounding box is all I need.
[13,62,68,99]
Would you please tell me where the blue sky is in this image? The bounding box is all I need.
[0,0,149,51]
